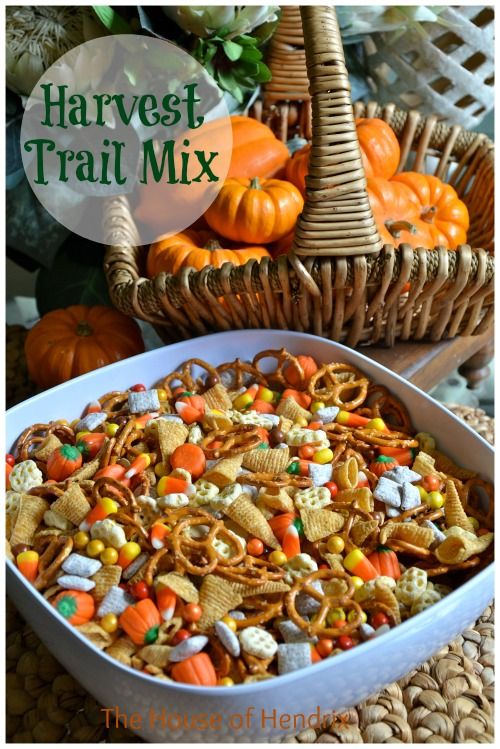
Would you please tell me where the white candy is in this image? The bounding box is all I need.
[43,509,73,531]
[169,635,208,662]
[9,460,44,493]
[160,414,184,424]
[373,624,391,638]
[360,623,376,640]
[97,586,134,617]
[239,627,277,659]
[57,575,95,592]
[422,520,447,547]
[383,466,421,484]
[285,428,328,447]
[283,553,318,585]
[122,552,149,580]
[278,620,316,644]
[74,412,107,432]
[62,553,101,578]
[293,486,332,511]
[401,482,421,511]
[215,620,241,657]
[277,643,312,674]
[157,493,189,509]
[386,506,401,518]
[91,518,127,549]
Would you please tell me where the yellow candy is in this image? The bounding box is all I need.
[295,416,308,427]
[105,423,119,437]
[348,609,367,624]
[76,430,90,441]
[326,535,345,554]
[426,491,444,509]
[350,576,364,590]
[219,677,234,687]
[70,419,80,428]
[365,418,387,432]
[86,539,105,558]
[156,388,168,402]
[313,448,334,465]
[154,462,169,478]
[233,393,254,410]
[258,387,274,403]
[101,613,118,633]
[417,485,428,501]
[74,531,90,549]
[327,607,345,624]
[100,547,119,565]
[118,541,141,567]
[221,615,237,632]
[310,402,325,414]
[468,516,480,531]
[269,550,287,566]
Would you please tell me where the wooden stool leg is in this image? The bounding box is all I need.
[458,341,494,390]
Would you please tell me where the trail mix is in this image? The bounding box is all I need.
[6,349,494,686]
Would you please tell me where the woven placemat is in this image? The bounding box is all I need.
[5,325,495,742]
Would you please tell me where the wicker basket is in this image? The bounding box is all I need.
[104,6,494,347]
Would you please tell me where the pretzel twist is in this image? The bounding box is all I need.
[202,425,262,459]
[216,359,269,390]
[216,555,286,587]
[252,348,305,389]
[33,534,74,590]
[236,472,312,490]
[308,364,369,411]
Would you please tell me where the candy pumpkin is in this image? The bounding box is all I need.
[53,590,95,625]
[146,230,270,277]
[367,546,401,580]
[391,172,469,249]
[204,177,304,244]
[285,118,401,195]
[369,455,399,477]
[284,355,318,388]
[367,178,434,248]
[171,652,217,686]
[119,599,162,645]
[25,306,145,390]
[47,444,82,481]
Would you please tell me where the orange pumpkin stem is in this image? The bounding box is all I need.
[204,239,223,251]
[385,220,417,238]
[421,205,437,223]
[76,321,93,337]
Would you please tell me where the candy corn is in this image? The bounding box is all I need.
[80,497,118,531]
[156,586,177,621]
[282,523,301,559]
[335,411,370,427]
[343,548,379,582]
[150,522,171,550]
[94,464,131,487]
[125,452,151,479]
[157,475,195,497]
[135,413,159,429]
[85,400,102,415]
[118,541,142,569]
[364,418,389,432]
[16,550,39,583]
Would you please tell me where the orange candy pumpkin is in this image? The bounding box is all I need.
[367,546,401,580]
[146,230,270,277]
[284,355,318,388]
[53,590,95,625]
[119,599,162,645]
[25,305,145,390]
[204,177,304,245]
[368,456,399,477]
[171,652,217,686]
[46,444,82,481]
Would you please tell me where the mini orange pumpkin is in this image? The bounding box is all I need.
[25,305,145,390]
[367,178,434,248]
[368,455,399,477]
[146,230,270,277]
[46,444,82,481]
[171,652,217,686]
[390,172,469,249]
[119,599,162,645]
[367,546,401,580]
[204,177,304,244]
[53,590,95,625]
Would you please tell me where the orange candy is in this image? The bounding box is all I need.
[284,355,318,388]
[249,400,275,414]
[298,444,315,460]
[170,443,206,480]
[282,388,311,409]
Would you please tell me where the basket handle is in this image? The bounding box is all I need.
[290,5,382,258]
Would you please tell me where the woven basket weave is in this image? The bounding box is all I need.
[104,5,494,347]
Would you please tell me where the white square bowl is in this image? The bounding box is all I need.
[6,330,494,743]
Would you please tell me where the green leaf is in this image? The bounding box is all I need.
[92,6,131,34]
[240,46,263,63]
[223,40,243,61]
[253,62,272,83]
[236,34,257,46]
[216,70,244,103]
[35,236,111,315]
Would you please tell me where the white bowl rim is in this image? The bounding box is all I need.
[6,328,494,695]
